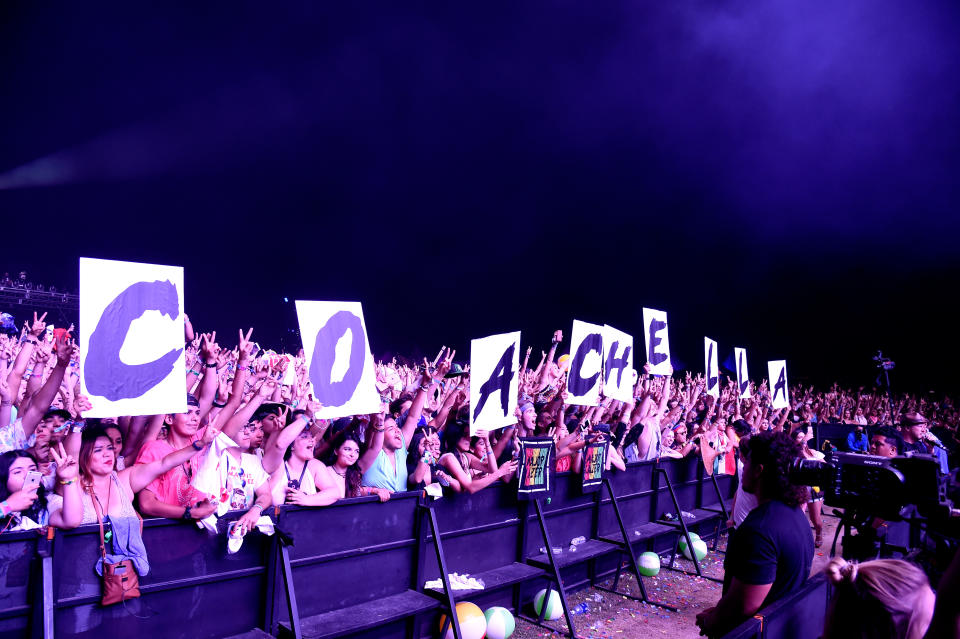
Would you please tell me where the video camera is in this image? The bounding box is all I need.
[790,452,952,522]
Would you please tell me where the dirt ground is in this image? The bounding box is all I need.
[510,512,840,639]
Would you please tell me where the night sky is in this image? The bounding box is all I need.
[1,3,958,392]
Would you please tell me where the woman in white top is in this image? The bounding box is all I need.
[272,429,340,507]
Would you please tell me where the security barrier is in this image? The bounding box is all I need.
[0,457,762,639]
[719,573,831,639]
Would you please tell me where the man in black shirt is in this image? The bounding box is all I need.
[696,430,813,638]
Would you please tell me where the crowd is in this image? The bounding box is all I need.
[0,311,958,638]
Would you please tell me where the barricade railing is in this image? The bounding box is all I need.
[1,457,753,639]
[717,574,830,639]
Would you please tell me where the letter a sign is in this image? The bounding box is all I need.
[80,257,186,417]
[470,331,521,435]
[767,360,789,409]
[296,301,381,420]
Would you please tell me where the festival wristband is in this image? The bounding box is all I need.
[59,477,78,486]
[191,440,204,451]
[0,501,11,517]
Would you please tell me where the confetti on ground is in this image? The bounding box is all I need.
[509,516,840,639]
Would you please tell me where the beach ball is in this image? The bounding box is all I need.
[679,533,708,561]
[438,601,486,639]
[484,606,515,639]
[638,551,661,577]
[533,588,564,621]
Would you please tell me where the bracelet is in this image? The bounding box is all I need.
[187,369,200,376]
[419,384,430,392]
[205,362,218,368]
[251,503,264,513]
[191,440,204,451]
[212,400,227,408]
[59,477,78,486]
[0,501,11,517]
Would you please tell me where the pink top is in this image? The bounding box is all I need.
[135,436,206,507]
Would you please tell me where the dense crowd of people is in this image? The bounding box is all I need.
[1,310,958,638]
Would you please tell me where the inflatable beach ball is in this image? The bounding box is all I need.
[533,588,564,621]
[679,533,708,562]
[484,606,516,639]
[439,601,486,639]
[638,551,661,577]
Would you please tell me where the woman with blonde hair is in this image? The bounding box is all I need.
[823,557,935,639]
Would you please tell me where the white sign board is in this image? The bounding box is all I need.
[80,257,186,418]
[295,301,380,420]
[767,360,789,409]
[469,331,521,435]
[704,337,720,399]
[734,347,751,399]
[567,320,603,406]
[642,307,672,375]
[601,324,634,402]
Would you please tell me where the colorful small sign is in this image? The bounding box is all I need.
[517,437,554,500]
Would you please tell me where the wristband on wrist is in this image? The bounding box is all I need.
[205,361,218,368]
[59,477,78,486]
[251,503,264,513]
[188,369,200,376]
[0,501,11,517]
[183,505,192,520]
[419,384,430,392]
[191,440,204,451]
[212,400,227,408]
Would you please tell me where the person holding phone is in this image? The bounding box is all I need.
[0,443,82,532]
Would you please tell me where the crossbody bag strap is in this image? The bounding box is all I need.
[87,481,110,561]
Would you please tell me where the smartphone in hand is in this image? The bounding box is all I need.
[23,470,43,492]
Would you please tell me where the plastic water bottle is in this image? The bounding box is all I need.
[571,602,590,616]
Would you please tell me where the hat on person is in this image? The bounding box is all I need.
[186,394,200,408]
[43,408,72,422]
[901,412,928,426]
[444,364,467,379]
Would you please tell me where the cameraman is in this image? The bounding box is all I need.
[696,431,813,638]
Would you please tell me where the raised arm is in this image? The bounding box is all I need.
[359,412,386,472]
[20,334,73,438]
[222,378,276,442]
[402,354,451,446]
[8,314,46,406]
[262,401,321,474]
[195,332,221,421]
[216,329,255,426]
[537,330,563,390]
[124,421,220,494]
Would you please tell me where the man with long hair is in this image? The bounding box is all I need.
[696,430,814,637]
